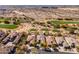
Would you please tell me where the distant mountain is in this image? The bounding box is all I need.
[0,5,79,9]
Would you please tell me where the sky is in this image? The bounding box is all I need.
[0,0,79,5]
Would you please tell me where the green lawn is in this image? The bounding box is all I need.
[52,29,60,32]
[0,18,11,21]
[51,20,79,24]
[0,24,18,29]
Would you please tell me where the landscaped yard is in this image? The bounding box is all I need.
[0,24,18,29]
[0,18,19,29]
